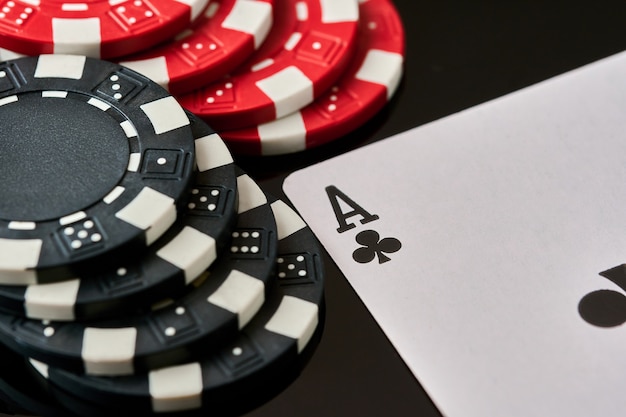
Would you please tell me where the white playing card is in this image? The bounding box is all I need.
[284,51,626,417]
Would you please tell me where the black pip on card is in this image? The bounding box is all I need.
[325,186,401,265]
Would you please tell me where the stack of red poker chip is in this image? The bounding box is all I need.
[221,0,405,155]
[0,0,405,156]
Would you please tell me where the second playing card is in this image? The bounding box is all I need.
[284,51,626,417]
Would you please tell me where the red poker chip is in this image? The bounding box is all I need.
[178,0,360,131]
[220,0,405,156]
[119,0,274,95]
[0,0,210,59]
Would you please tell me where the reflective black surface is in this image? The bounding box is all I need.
[3,1,626,415]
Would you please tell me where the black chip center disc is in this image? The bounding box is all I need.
[0,93,129,222]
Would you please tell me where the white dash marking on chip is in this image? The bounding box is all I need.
[120,120,138,138]
[51,19,101,57]
[150,298,174,311]
[59,212,87,226]
[222,0,273,49]
[355,50,404,100]
[265,296,318,353]
[87,97,110,111]
[195,133,233,171]
[251,58,274,72]
[29,359,49,379]
[19,0,39,7]
[25,279,80,321]
[204,1,219,18]
[120,57,171,91]
[320,0,359,23]
[173,0,205,20]
[255,66,313,118]
[284,32,302,51]
[8,221,36,230]
[127,153,141,172]
[0,48,25,61]
[104,186,125,204]
[42,90,68,98]
[208,270,264,328]
[295,1,308,20]
[174,28,193,42]
[0,95,18,107]
[258,111,306,155]
[115,187,176,245]
[140,96,190,134]
[157,226,217,284]
[0,238,42,273]
[236,175,267,213]
[61,3,88,11]
[34,54,86,79]
[149,363,203,412]
[270,200,306,240]
[82,327,137,375]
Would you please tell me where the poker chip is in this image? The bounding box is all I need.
[0,114,238,322]
[221,0,405,155]
[0,54,196,285]
[0,0,210,59]
[120,0,274,95]
[0,46,23,60]
[178,0,360,131]
[32,199,325,415]
[0,173,278,376]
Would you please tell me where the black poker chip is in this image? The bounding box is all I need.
[0,172,278,376]
[35,198,325,415]
[0,113,238,322]
[0,54,196,285]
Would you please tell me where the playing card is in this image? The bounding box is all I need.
[283,51,626,417]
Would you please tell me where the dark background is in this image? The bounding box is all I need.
[239,1,626,416]
[3,1,626,416]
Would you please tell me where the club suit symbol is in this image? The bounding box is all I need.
[352,230,402,264]
[579,264,626,327]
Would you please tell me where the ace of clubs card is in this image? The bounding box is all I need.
[284,52,626,417]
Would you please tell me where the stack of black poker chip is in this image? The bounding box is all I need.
[0,55,325,417]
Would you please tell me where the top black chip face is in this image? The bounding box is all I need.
[0,55,196,285]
